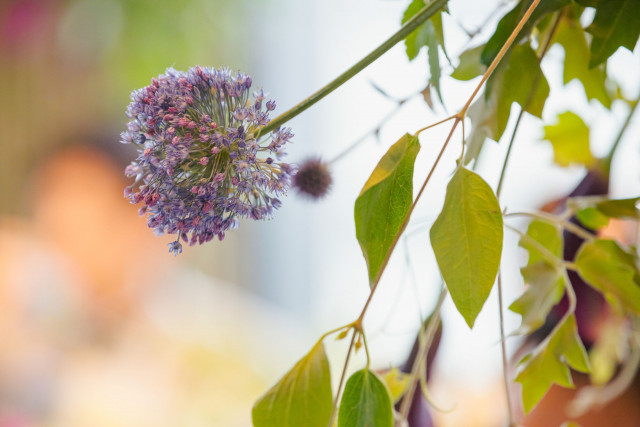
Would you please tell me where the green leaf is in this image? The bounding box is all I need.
[569,196,640,229]
[480,0,571,66]
[576,207,610,229]
[403,0,445,102]
[430,167,503,328]
[585,0,640,68]
[574,239,640,315]
[554,17,611,107]
[510,262,565,334]
[589,315,629,385]
[451,44,487,81]
[493,44,550,137]
[355,134,421,286]
[542,111,594,168]
[252,342,333,427]
[338,369,393,427]
[515,315,590,413]
[519,220,563,266]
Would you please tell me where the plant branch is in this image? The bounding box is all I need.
[504,211,596,242]
[602,97,640,175]
[328,329,357,427]
[256,0,448,137]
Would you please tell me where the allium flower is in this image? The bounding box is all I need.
[121,66,294,255]
[293,157,332,199]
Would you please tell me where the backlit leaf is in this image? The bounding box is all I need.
[574,239,640,315]
[510,262,564,334]
[515,315,590,413]
[380,368,410,403]
[430,167,503,328]
[451,44,486,81]
[462,91,499,165]
[554,16,611,107]
[403,0,445,102]
[585,0,640,68]
[542,111,594,168]
[252,342,332,427]
[569,196,640,229]
[519,220,563,266]
[338,369,393,427]
[355,134,421,286]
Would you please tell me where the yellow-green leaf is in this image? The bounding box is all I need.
[515,315,590,413]
[543,111,594,168]
[430,167,503,328]
[380,368,410,403]
[519,220,563,266]
[451,44,486,81]
[355,134,420,287]
[554,17,611,108]
[510,262,564,334]
[574,239,640,315]
[338,369,393,427]
[252,342,332,427]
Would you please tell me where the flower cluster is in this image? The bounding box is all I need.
[121,66,294,255]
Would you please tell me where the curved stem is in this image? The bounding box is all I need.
[256,0,449,137]
[398,286,448,422]
[504,211,596,242]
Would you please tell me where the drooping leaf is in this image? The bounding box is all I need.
[493,44,550,137]
[511,262,565,334]
[338,369,394,427]
[403,0,446,102]
[252,342,332,427]
[593,197,640,219]
[462,91,498,165]
[542,111,594,168]
[451,44,486,81]
[465,43,550,164]
[554,16,611,107]
[355,134,421,286]
[574,239,640,315]
[380,368,410,403]
[519,220,563,266]
[480,0,571,66]
[585,0,640,68]
[515,315,590,413]
[430,167,503,328]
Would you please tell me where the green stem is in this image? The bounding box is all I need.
[602,98,640,175]
[255,0,448,137]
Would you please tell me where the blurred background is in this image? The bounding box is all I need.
[0,0,639,426]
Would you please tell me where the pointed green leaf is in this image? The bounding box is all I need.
[574,239,640,315]
[403,1,445,102]
[430,168,503,328]
[585,0,640,68]
[480,0,571,66]
[494,44,550,137]
[569,196,640,229]
[515,315,590,413]
[451,44,487,81]
[593,197,640,219]
[511,262,565,334]
[554,17,611,107]
[252,342,332,427]
[543,111,594,168]
[355,134,421,286]
[338,369,393,427]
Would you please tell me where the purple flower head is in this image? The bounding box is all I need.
[121,66,294,254]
